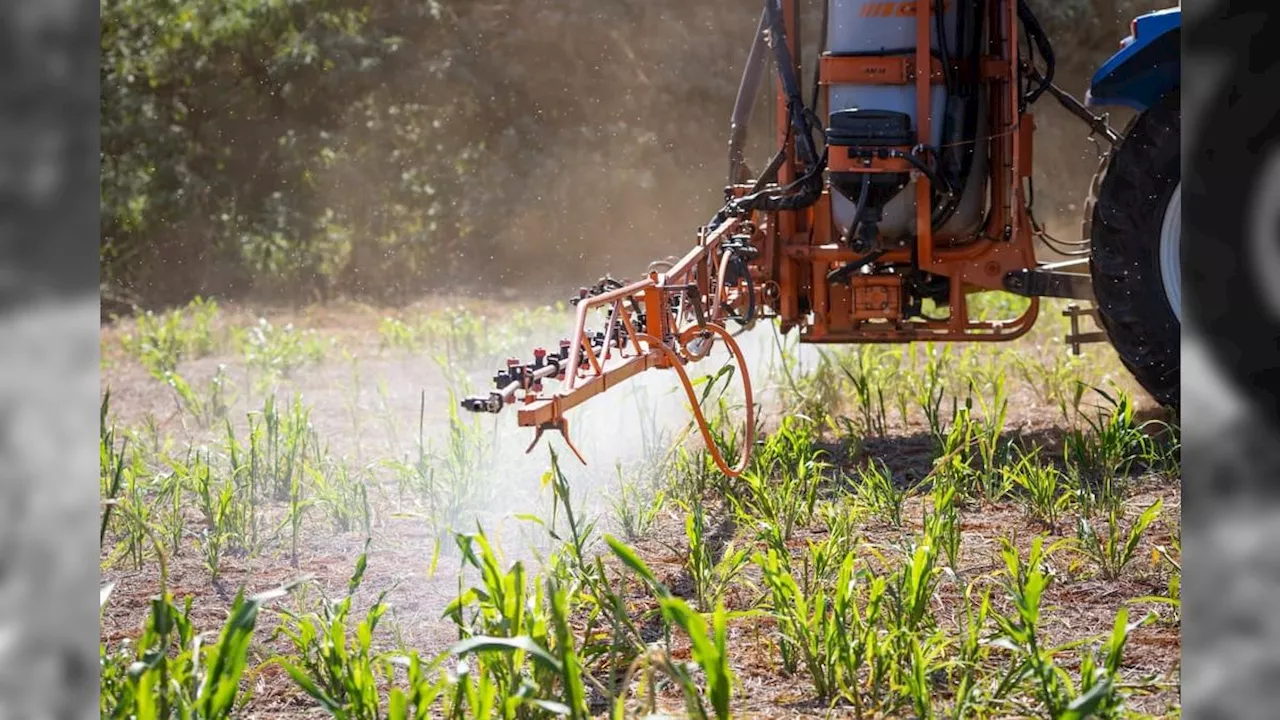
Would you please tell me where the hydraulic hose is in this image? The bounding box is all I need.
[1017,0,1055,105]
[639,327,756,478]
[839,173,872,247]
[762,0,820,169]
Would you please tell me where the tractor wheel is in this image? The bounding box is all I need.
[1083,89,1180,409]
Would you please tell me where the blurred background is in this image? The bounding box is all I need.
[100,0,1167,313]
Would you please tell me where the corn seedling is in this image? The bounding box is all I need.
[1075,499,1163,581]
[159,365,234,429]
[681,501,749,612]
[1064,387,1150,487]
[851,460,909,528]
[606,537,737,719]
[379,316,423,353]
[1005,450,1073,530]
[240,317,326,390]
[607,467,666,542]
[275,547,401,720]
[922,486,962,574]
[948,583,993,719]
[308,461,372,537]
[101,499,290,720]
[730,415,826,550]
[839,348,893,438]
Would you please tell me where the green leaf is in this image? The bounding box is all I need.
[449,635,563,674]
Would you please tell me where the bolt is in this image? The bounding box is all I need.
[986,261,1000,276]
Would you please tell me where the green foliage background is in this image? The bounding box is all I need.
[100,0,1168,310]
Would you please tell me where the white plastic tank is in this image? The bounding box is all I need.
[826,0,988,240]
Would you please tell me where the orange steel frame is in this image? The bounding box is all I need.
[485,0,1045,471]
[754,0,1039,345]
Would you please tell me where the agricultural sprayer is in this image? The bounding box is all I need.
[461,1,1181,474]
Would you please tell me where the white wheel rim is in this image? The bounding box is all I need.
[1250,148,1280,322]
[1159,182,1182,324]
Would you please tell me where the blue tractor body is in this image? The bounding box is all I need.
[1086,7,1181,112]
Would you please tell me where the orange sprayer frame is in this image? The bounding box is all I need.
[465,0,1053,472]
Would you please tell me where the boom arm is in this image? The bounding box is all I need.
[460,215,761,476]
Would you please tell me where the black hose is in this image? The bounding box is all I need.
[827,250,887,285]
[810,0,829,115]
[1017,0,1054,105]
[839,173,872,247]
[724,254,757,327]
[762,0,820,170]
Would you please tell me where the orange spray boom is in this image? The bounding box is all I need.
[461,215,760,476]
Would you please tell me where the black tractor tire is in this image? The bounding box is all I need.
[1083,89,1181,409]
[1184,59,1280,428]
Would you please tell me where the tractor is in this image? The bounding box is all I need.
[461,1,1181,474]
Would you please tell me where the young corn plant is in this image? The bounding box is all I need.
[101,584,290,720]
[182,450,252,582]
[275,554,401,720]
[158,365,235,429]
[1005,450,1073,530]
[99,391,133,547]
[240,317,326,390]
[681,501,749,612]
[755,548,889,708]
[607,466,666,542]
[730,415,827,551]
[378,316,423,353]
[101,511,290,720]
[839,348,892,438]
[886,530,944,637]
[921,485,962,574]
[970,375,1014,501]
[1075,499,1164,581]
[1064,387,1151,488]
[947,583,993,719]
[307,459,373,537]
[121,297,221,376]
[993,535,1150,718]
[606,537,736,720]
[1132,528,1181,623]
[851,460,909,528]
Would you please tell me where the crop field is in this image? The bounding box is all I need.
[98,292,1180,719]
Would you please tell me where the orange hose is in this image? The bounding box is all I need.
[639,325,755,478]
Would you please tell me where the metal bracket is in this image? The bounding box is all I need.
[1003,260,1095,301]
[1063,303,1109,356]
